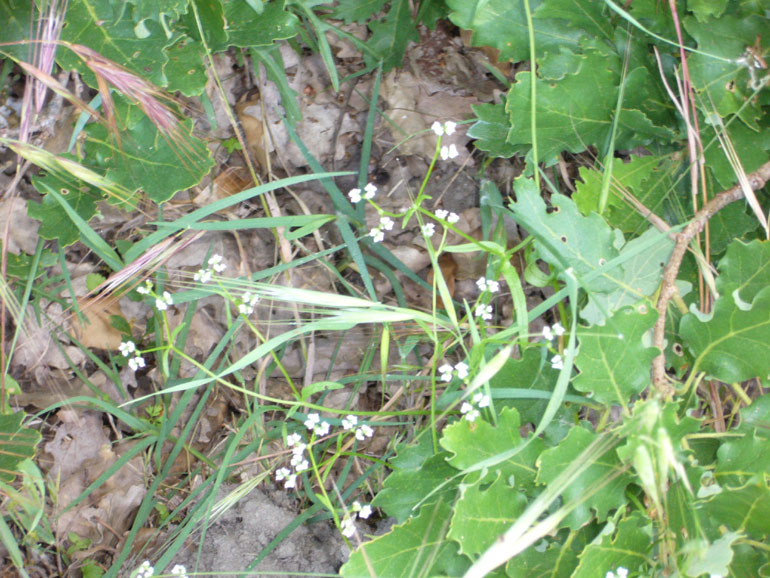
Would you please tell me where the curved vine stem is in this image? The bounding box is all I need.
[652,160,770,396]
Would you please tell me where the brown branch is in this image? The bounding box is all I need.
[652,160,770,396]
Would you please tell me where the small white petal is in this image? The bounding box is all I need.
[446,144,459,159]
[421,223,435,237]
[341,517,356,537]
[486,280,500,292]
[316,421,331,436]
[284,474,297,489]
[359,504,373,519]
[155,299,168,311]
[543,326,554,341]
[305,413,320,430]
[455,362,469,379]
[435,209,448,220]
[460,401,473,414]
[447,212,460,223]
[363,183,377,199]
[342,415,358,430]
[287,433,302,446]
[440,146,450,160]
[444,121,457,135]
[294,459,309,472]
[551,354,564,371]
[553,322,566,336]
[380,216,395,231]
[369,228,384,243]
[476,277,487,291]
[348,189,362,203]
[465,408,480,422]
[431,121,444,136]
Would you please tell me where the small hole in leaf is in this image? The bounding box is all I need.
[638,304,648,314]
[673,343,684,356]
[598,258,607,266]
[560,235,568,243]
[60,188,69,195]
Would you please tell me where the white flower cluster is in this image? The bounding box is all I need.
[276,432,310,490]
[304,412,330,436]
[348,182,377,204]
[434,209,459,223]
[369,215,395,244]
[119,340,145,371]
[475,303,493,321]
[131,560,187,578]
[461,391,491,423]
[341,500,373,538]
[542,322,565,342]
[341,414,374,441]
[237,291,259,315]
[476,277,500,293]
[438,361,469,383]
[194,254,227,284]
[605,568,628,578]
[431,120,456,136]
[136,280,174,312]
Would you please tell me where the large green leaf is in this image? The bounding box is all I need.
[573,304,659,405]
[703,482,770,539]
[572,513,652,577]
[448,472,527,558]
[0,0,34,61]
[332,0,387,24]
[716,239,770,304]
[218,0,299,49]
[537,426,632,529]
[680,285,770,385]
[447,0,583,63]
[371,435,460,523]
[85,99,213,203]
[365,0,419,71]
[340,500,471,578]
[506,49,675,159]
[59,0,172,86]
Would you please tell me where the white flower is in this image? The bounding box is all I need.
[341,517,356,537]
[616,569,628,578]
[155,291,173,311]
[348,188,362,203]
[440,144,459,160]
[422,223,436,237]
[171,565,188,578]
[208,255,226,273]
[284,473,297,489]
[543,326,554,341]
[446,212,460,223]
[444,121,457,135]
[475,304,493,321]
[435,209,448,219]
[316,421,331,436]
[237,291,259,315]
[119,341,136,357]
[455,362,469,380]
[551,354,564,370]
[369,228,384,243]
[305,413,320,431]
[135,561,154,578]
[553,322,566,336]
[438,363,454,382]
[473,392,490,408]
[359,504,372,519]
[342,415,358,430]
[276,467,291,482]
[431,120,444,136]
[137,281,152,295]
[294,459,309,473]
[287,432,303,446]
[194,268,212,283]
[364,182,377,199]
[379,216,395,231]
[355,425,374,440]
[476,277,500,293]
[461,402,480,422]
[291,443,306,457]
[128,355,146,371]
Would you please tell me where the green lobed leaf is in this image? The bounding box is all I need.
[447,472,528,558]
[446,0,583,64]
[340,500,471,578]
[467,103,522,159]
[703,481,770,540]
[716,239,770,305]
[572,512,652,577]
[440,407,544,495]
[28,172,100,247]
[364,0,419,71]
[680,285,770,385]
[505,48,676,159]
[84,98,214,203]
[536,426,632,529]
[162,38,207,96]
[59,0,171,87]
[332,0,387,24]
[715,420,770,487]
[573,304,659,405]
[218,0,299,50]
[371,435,460,523]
